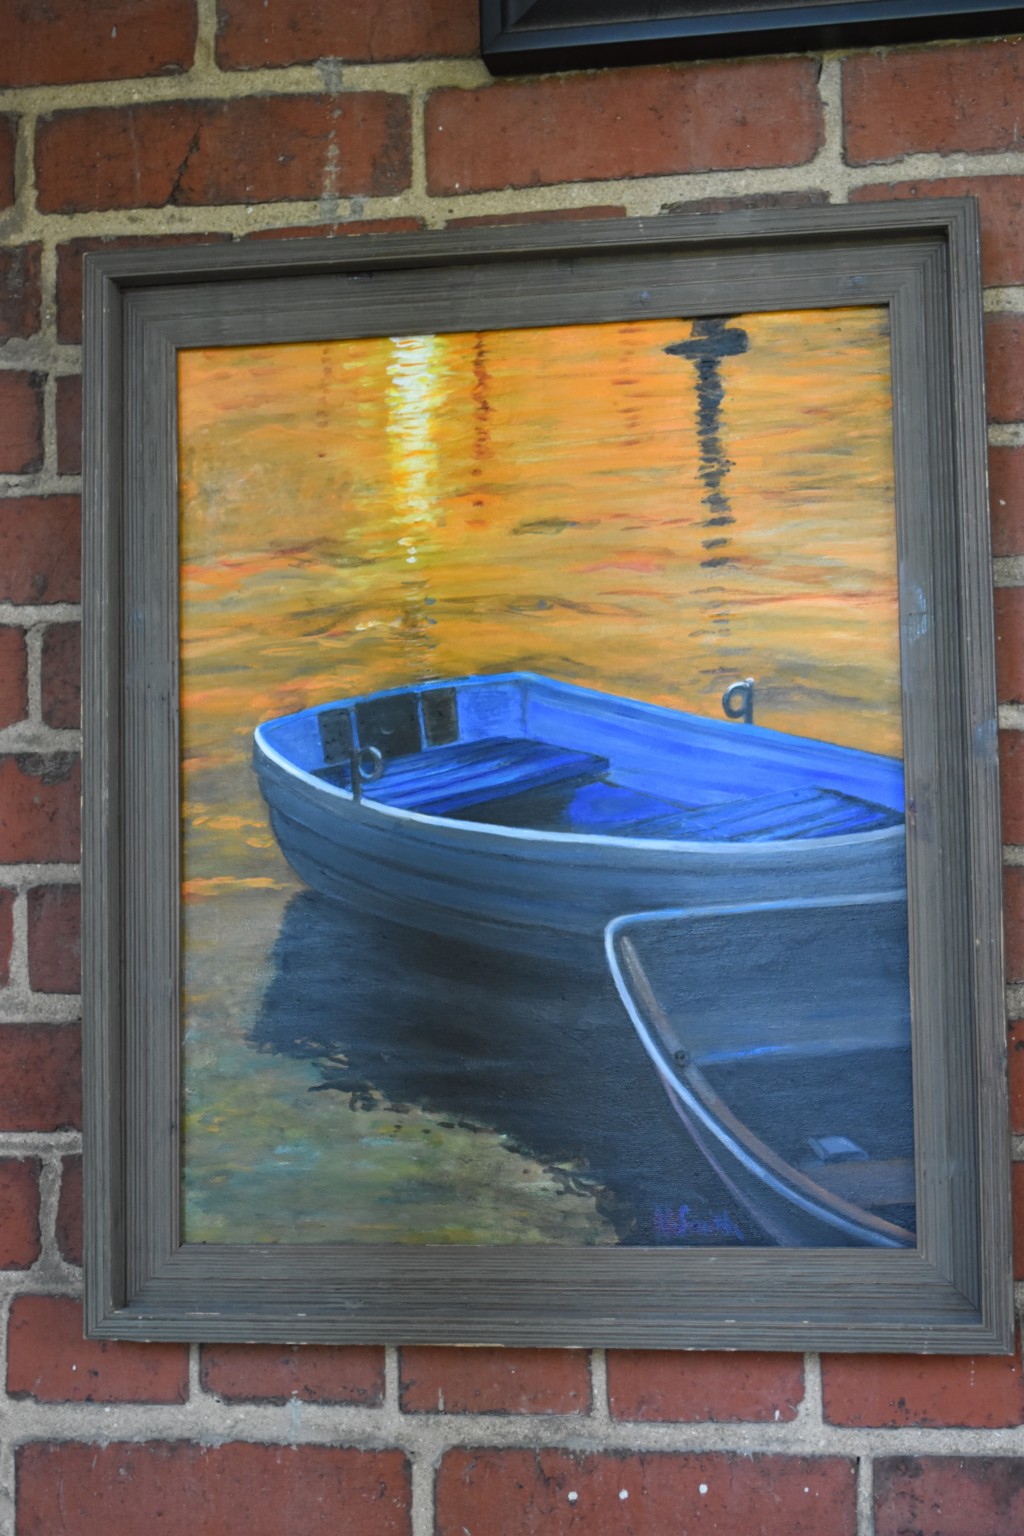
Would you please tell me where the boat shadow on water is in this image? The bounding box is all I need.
[250,890,754,1247]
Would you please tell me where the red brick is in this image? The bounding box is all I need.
[1007,1019,1024,1142]
[28,885,81,994]
[822,1342,1024,1428]
[446,204,627,229]
[1015,1163,1024,1280]
[56,375,82,477]
[0,245,42,340]
[0,888,13,986]
[1010,1020,1024,1134]
[875,1456,1024,1536]
[0,1158,40,1268]
[56,1154,82,1266]
[0,755,80,863]
[996,587,1024,704]
[667,189,830,215]
[607,1349,803,1423]
[0,1024,81,1131]
[991,445,1024,558]
[201,1343,384,1404]
[0,495,81,603]
[426,59,823,195]
[245,216,424,240]
[435,1449,856,1536]
[0,115,15,208]
[1001,731,1024,844]
[400,1346,590,1415]
[0,372,43,475]
[8,1296,188,1403]
[57,234,230,344]
[852,177,1024,288]
[1006,867,1024,985]
[3,0,196,87]
[986,313,1024,424]
[0,626,28,728]
[844,40,1024,165]
[216,0,476,68]
[18,1441,411,1535]
[41,622,81,730]
[37,95,411,214]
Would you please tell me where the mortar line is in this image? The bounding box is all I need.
[0,476,82,499]
[810,54,846,194]
[0,58,492,116]
[0,1292,13,1536]
[22,623,43,728]
[189,1342,203,1402]
[985,288,1024,312]
[0,343,81,374]
[4,1399,1024,1457]
[40,371,57,482]
[857,1451,875,1536]
[385,1343,400,1412]
[5,893,29,997]
[0,863,80,887]
[800,1351,824,1427]
[0,722,81,754]
[4,145,1024,250]
[994,556,1024,586]
[0,1133,81,1155]
[0,993,83,1026]
[193,0,219,76]
[0,606,81,628]
[590,1348,610,1426]
[410,1446,435,1536]
[410,84,429,216]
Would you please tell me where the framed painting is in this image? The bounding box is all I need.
[479,1,1024,73]
[83,201,1012,1350]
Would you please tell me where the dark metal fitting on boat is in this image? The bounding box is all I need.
[350,744,384,801]
[722,678,755,725]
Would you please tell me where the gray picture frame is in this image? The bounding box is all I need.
[83,201,1013,1350]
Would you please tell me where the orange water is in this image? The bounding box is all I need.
[179,306,898,889]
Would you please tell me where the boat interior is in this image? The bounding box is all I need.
[305,678,904,842]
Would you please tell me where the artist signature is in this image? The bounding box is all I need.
[653,1204,745,1242]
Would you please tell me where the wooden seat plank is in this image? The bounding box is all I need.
[316,737,610,815]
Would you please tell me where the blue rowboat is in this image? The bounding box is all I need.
[605,892,915,1248]
[252,673,906,956]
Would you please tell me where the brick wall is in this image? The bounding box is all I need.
[2,5,1024,1533]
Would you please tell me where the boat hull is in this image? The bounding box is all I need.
[261,779,905,955]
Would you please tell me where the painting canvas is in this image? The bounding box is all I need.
[177,302,914,1253]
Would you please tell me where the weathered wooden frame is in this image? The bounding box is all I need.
[480,1,1024,73]
[84,202,1012,1349]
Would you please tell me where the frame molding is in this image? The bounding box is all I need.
[479,2,1024,73]
[84,202,1012,1350]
